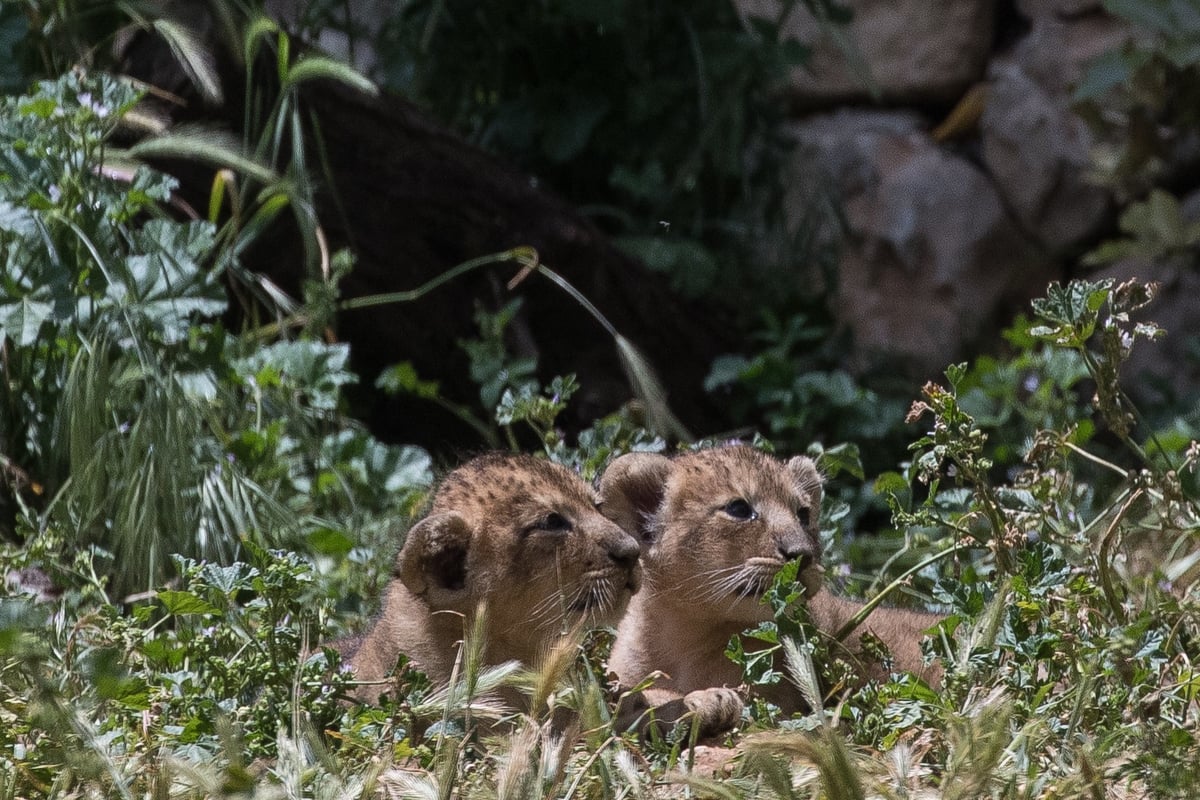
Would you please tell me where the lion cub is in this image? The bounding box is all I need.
[601,445,939,737]
[345,453,641,703]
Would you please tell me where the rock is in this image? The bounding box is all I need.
[785,111,1053,375]
[979,14,1133,251]
[1016,0,1103,20]
[980,61,1110,250]
[1006,13,1134,97]
[739,0,996,105]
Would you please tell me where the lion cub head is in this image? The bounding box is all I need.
[599,445,822,623]
[401,453,642,632]
[347,454,642,700]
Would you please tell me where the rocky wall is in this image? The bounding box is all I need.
[751,0,1199,397]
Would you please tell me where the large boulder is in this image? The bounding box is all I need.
[979,13,1131,252]
[1015,0,1103,20]
[739,0,996,105]
[785,110,1054,375]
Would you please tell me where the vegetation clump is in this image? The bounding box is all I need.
[2,3,1200,798]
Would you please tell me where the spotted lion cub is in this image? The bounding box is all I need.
[601,445,939,737]
[344,453,642,702]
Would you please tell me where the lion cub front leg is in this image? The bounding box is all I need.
[683,687,743,735]
[617,686,744,740]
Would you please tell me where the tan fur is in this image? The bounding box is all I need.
[601,445,939,737]
[346,453,641,703]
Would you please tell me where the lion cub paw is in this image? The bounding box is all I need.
[683,687,743,737]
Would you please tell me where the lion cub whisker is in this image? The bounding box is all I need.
[334,453,642,710]
[598,445,941,740]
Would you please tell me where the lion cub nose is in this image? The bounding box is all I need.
[777,534,815,568]
[608,532,641,568]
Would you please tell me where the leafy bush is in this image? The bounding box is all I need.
[3,3,1200,799]
[348,0,848,309]
[0,72,430,601]
[6,274,1199,799]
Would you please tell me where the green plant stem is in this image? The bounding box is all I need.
[517,261,620,339]
[1065,441,1130,479]
[1078,346,1177,476]
[561,736,619,800]
[1097,488,1142,620]
[956,457,1012,573]
[833,542,967,643]
[247,247,539,340]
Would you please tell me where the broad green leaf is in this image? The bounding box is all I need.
[817,442,864,480]
[199,563,258,595]
[0,200,36,236]
[0,297,53,345]
[307,527,354,557]
[235,340,356,410]
[157,590,221,616]
[704,354,751,391]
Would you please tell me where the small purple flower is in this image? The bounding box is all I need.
[78,92,110,118]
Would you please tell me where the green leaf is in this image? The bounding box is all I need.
[541,94,610,162]
[157,590,221,616]
[307,527,354,557]
[199,562,258,595]
[615,234,719,297]
[704,354,752,391]
[128,128,278,186]
[0,199,37,235]
[1073,48,1149,102]
[152,17,222,103]
[376,361,441,399]
[817,442,864,480]
[0,297,53,346]
[1101,0,1182,34]
[944,362,969,390]
[873,470,909,496]
[236,340,356,410]
[282,56,378,96]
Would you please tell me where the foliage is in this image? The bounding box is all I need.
[341,0,843,309]
[719,277,1200,797]
[3,2,1200,799]
[0,71,430,601]
[705,310,908,463]
[1075,0,1200,196]
[6,274,1200,798]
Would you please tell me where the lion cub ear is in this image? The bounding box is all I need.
[598,452,673,546]
[396,512,474,599]
[786,456,824,515]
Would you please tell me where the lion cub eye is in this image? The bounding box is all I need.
[721,499,757,521]
[529,512,572,534]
